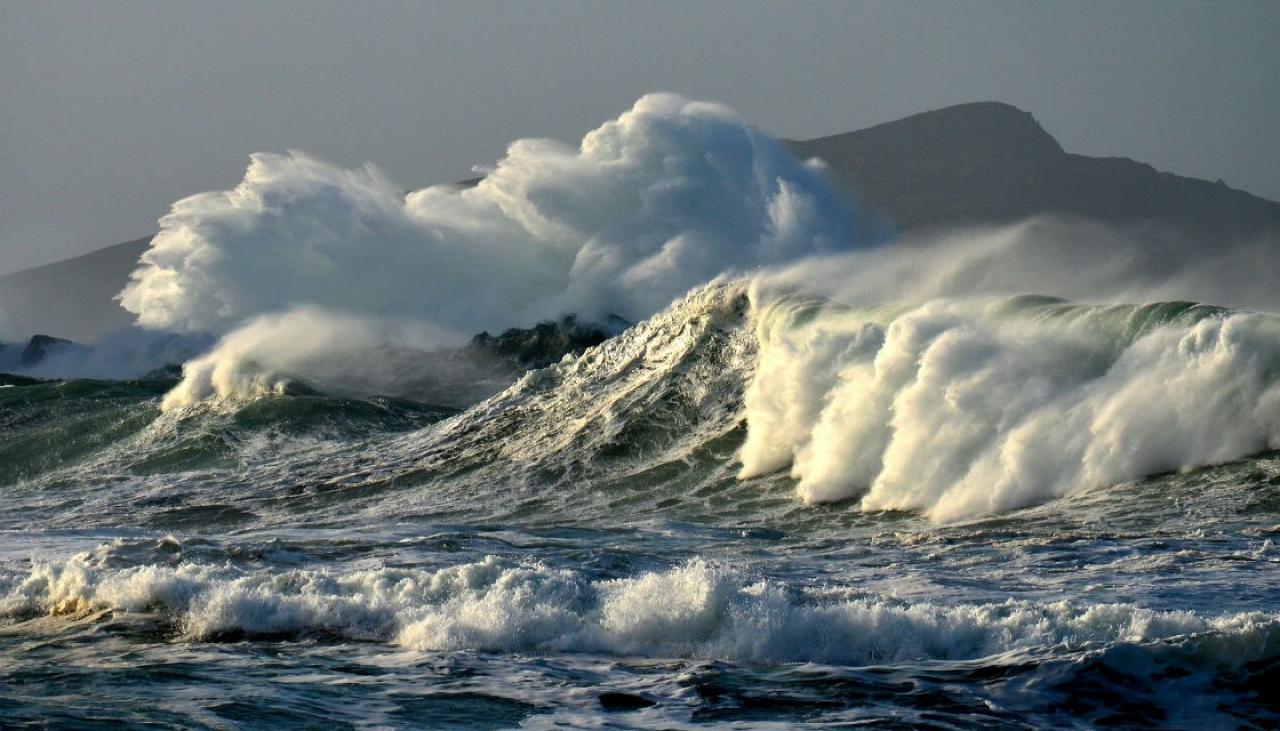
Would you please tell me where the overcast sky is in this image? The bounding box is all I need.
[2,0,1277,274]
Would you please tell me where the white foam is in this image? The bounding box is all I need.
[4,552,1274,668]
[739,295,1280,521]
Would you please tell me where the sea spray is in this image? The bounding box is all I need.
[159,308,456,410]
[120,94,857,337]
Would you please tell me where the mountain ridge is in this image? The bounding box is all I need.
[784,101,1280,237]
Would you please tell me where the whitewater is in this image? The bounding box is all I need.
[2,95,1278,729]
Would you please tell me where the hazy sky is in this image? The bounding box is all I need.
[2,0,1277,274]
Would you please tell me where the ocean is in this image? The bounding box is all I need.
[2,282,1277,729]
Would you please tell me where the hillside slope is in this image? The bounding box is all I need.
[0,237,150,341]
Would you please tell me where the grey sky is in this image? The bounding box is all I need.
[2,0,1277,275]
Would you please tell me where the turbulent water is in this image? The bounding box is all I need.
[2,282,1278,729]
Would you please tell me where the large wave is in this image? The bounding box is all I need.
[360,280,1280,523]
[305,280,1279,524]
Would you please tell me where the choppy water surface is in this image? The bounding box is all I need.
[2,287,1279,729]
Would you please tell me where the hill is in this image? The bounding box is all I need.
[785,101,1280,239]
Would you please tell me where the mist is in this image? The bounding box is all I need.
[753,216,1280,316]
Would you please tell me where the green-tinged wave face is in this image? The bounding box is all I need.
[0,374,457,489]
[0,377,174,486]
[4,283,1280,532]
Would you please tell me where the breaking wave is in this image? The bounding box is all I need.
[741,290,1280,521]
[377,282,1280,522]
[5,544,1277,669]
[5,93,1278,526]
